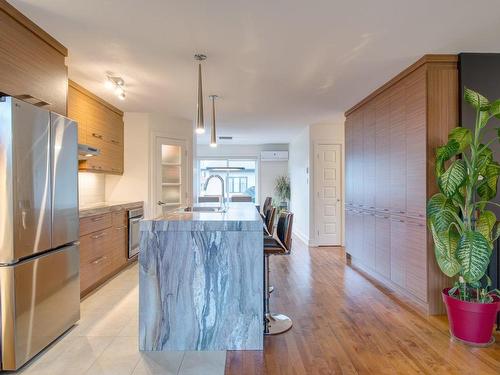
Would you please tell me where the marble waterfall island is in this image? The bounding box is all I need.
[139,203,263,351]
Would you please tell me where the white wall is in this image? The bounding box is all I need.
[196,144,288,207]
[105,112,193,218]
[288,127,311,244]
[288,122,345,246]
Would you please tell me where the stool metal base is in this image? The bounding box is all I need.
[265,313,293,335]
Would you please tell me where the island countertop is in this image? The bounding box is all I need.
[140,202,262,231]
[139,202,264,351]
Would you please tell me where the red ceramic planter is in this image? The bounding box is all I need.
[442,288,500,346]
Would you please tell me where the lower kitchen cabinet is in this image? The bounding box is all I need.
[80,210,130,297]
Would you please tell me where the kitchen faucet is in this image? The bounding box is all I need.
[203,174,226,210]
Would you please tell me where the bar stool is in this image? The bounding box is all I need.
[264,206,276,237]
[261,197,272,220]
[263,211,293,335]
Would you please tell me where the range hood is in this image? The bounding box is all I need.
[78,144,100,160]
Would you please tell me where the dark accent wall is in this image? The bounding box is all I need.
[459,53,500,327]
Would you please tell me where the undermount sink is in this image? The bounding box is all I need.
[183,206,227,213]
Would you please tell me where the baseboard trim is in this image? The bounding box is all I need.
[292,229,310,246]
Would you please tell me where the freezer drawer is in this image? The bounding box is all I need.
[0,245,80,370]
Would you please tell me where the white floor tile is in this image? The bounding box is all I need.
[132,352,185,375]
[9,263,227,375]
[178,351,226,375]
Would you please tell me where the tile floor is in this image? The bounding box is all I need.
[14,263,227,375]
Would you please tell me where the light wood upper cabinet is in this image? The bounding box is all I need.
[0,1,68,115]
[405,67,427,218]
[363,104,376,210]
[375,93,391,212]
[68,80,124,175]
[390,83,407,215]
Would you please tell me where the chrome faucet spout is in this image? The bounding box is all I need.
[203,174,226,209]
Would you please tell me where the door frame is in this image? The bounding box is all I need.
[312,142,343,246]
[149,132,189,218]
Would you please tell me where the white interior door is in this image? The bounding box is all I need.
[153,137,187,217]
[314,144,342,246]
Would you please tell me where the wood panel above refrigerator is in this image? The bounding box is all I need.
[0,0,68,115]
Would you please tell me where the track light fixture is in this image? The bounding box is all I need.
[105,76,126,100]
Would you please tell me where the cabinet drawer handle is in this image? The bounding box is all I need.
[92,133,103,139]
[91,216,104,222]
[91,233,106,239]
[91,256,107,265]
[115,226,127,230]
[111,140,120,144]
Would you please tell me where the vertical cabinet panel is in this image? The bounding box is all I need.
[405,68,427,218]
[406,219,428,302]
[363,104,376,210]
[390,217,406,288]
[362,211,376,269]
[352,110,364,207]
[375,94,391,212]
[390,83,407,215]
[345,116,354,207]
[375,214,391,279]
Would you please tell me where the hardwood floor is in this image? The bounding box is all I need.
[225,238,500,375]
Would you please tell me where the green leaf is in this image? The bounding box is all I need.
[492,221,500,242]
[489,99,500,119]
[464,87,490,111]
[456,231,492,282]
[438,159,467,198]
[448,127,472,152]
[430,221,461,277]
[479,111,490,129]
[476,210,496,242]
[435,140,460,179]
[477,161,500,203]
[427,193,458,232]
[477,146,493,175]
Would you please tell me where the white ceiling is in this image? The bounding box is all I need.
[10,0,500,144]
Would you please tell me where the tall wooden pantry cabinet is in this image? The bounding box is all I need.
[345,55,459,314]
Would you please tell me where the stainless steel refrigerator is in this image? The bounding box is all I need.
[0,97,80,370]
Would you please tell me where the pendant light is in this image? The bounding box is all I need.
[194,54,207,134]
[209,95,218,147]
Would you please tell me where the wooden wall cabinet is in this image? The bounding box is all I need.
[0,1,68,115]
[345,55,458,314]
[68,80,124,175]
[80,210,129,296]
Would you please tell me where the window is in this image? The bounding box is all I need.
[228,177,248,193]
[198,159,257,202]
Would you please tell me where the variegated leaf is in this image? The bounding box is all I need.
[456,231,492,282]
[429,221,461,277]
[464,87,490,111]
[426,193,458,232]
[448,127,472,152]
[476,210,496,242]
[438,159,467,198]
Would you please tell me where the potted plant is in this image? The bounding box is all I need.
[427,87,500,346]
[274,175,290,210]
